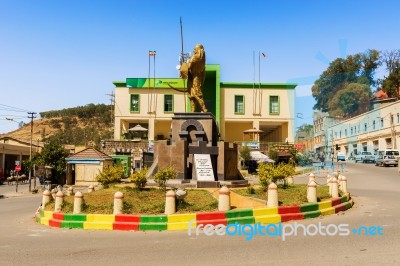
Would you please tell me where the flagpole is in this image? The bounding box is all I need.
[259,51,262,114]
[253,50,256,115]
[148,51,151,113]
[153,51,156,113]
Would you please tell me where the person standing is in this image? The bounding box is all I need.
[320,152,326,169]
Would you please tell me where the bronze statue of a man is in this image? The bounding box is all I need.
[180,44,207,112]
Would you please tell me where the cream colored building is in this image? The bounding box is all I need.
[0,137,41,176]
[328,99,400,157]
[113,64,297,145]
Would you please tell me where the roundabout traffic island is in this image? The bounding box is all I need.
[35,173,354,231]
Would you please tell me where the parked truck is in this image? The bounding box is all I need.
[354,151,375,163]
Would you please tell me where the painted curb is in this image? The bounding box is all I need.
[35,193,354,231]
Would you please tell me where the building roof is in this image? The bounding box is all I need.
[66,147,112,161]
[0,136,43,147]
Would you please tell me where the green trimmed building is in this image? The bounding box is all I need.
[113,64,296,144]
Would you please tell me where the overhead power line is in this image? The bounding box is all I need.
[0,103,31,113]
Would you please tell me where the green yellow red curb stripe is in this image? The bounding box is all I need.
[35,193,354,231]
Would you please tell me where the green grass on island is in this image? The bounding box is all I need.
[233,184,334,206]
[44,184,338,214]
[44,186,218,215]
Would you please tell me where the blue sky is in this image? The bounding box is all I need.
[1,0,399,133]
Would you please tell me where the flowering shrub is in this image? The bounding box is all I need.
[153,166,176,191]
[95,164,124,188]
[258,162,295,190]
[129,168,147,189]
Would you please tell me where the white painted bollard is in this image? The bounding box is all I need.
[218,186,231,211]
[307,180,317,203]
[88,185,94,193]
[287,176,294,185]
[54,191,64,212]
[66,186,74,196]
[73,191,83,214]
[331,177,339,198]
[327,174,333,194]
[309,172,315,183]
[165,190,177,214]
[340,175,348,193]
[113,191,124,215]
[42,190,51,209]
[267,182,278,207]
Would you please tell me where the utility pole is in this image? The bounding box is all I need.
[106,91,115,124]
[28,111,37,192]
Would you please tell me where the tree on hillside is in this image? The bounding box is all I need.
[296,124,313,134]
[380,49,400,98]
[328,83,371,118]
[312,49,380,115]
[381,67,400,98]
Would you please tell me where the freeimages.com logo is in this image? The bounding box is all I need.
[188,220,383,241]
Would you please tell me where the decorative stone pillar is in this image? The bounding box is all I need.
[88,185,94,193]
[267,182,278,207]
[42,190,51,209]
[307,180,317,203]
[218,186,231,211]
[54,191,64,212]
[73,191,83,214]
[113,191,124,215]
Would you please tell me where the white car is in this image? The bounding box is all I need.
[337,152,346,162]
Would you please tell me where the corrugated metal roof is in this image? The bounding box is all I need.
[66,147,112,160]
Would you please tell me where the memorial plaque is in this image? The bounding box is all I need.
[193,154,214,181]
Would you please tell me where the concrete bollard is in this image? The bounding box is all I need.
[340,175,348,193]
[113,191,124,215]
[307,180,317,203]
[42,190,51,209]
[267,182,278,207]
[309,172,315,183]
[331,177,339,198]
[54,191,64,212]
[165,190,177,214]
[88,185,94,193]
[218,186,231,211]
[66,186,74,196]
[327,174,333,194]
[73,191,83,214]
[287,176,294,185]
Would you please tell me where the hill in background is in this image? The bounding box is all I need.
[0,104,114,147]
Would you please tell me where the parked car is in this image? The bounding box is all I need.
[354,151,375,163]
[375,149,399,167]
[337,152,346,162]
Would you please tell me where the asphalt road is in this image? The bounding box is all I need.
[0,162,399,266]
